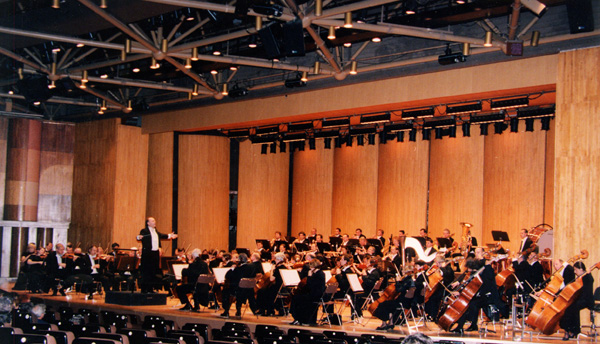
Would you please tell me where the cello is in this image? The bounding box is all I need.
[534,260,600,335]
[437,266,485,331]
[526,250,588,329]
[367,260,402,314]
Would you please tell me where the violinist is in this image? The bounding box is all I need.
[372,267,418,331]
[45,242,53,253]
[174,247,188,262]
[308,228,318,243]
[333,254,354,298]
[255,241,270,261]
[354,257,381,318]
[289,259,326,326]
[375,229,386,247]
[424,255,455,321]
[438,229,457,255]
[25,247,46,293]
[293,232,307,245]
[559,261,594,340]
[45,243,68,296]
[85,245,109,299]
[60,247,93,297]
[355,236,369,260]
[383,245,402,273]
[13,243,37,291]
[338,234,352,253]
[220,253,259,318]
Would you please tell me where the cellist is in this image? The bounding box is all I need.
[559,261,594,340]
[424,255,455,321]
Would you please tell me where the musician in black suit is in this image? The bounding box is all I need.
[375,229,386,247]
[290,259,326,325]
[560,261,595,340]
[136,217,177,293]
[425,255,455,321]
[554,258,576,292]
[45,243,68,295]
[61,247,93,296]
[355,258,381,318]
[177,249,209,311]
[256,252,286,316]
[518,228,534,253]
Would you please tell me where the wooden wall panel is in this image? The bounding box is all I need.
[377,138,429,238]
[555,47,600,267]
[332,144,379,237]
[178,135,230,251]
[544,120,555,227]
[146,132,173,241]
[429,135,484,242]
[238,141,289,248]
[38,122,74,223]
[112,124,148,250]
[70,119,117,249]
[291,139,334,236]
[0,117,8,220]
[482,128,547,253]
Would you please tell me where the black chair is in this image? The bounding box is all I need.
[323,331,346,339]
[79,309,100,324]
[0,326,23,336]
[256,334,296,344]
[254,329,285,340]
[316,339,346,344]
[13,308,33,328]
[143,320,172,337]
[182,323,209,342]
[147,337,183,344]
[144,315,164,322]
[58,308,74,322]
[360,334,388,342]
[73,339,120,344]
[117,328,154,343]
[254,325,279,336]
[286,329,313,338]
[80,332,130,344]
[29,330,75,344]
[11,333,57,344]
[22,323,60,332]
[296,333,326,344]
[220,337,254,344]
[70,323,106,337]
[342,336,368,344]
[168,330,203,344]
[222,322,249,332]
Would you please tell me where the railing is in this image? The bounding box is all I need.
[0,221,69,278]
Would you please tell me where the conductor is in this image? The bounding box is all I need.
[136,217,177,293]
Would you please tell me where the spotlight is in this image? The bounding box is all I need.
[324,137,332,149]
[484,31,493,47]
[191,47,199,61]
[510,117,519,132]
[221,83,228,96]
[81,70,89,83]
[126,100,133,111]
[531,31,540,47]
[309,138,316,150]
[313,61,321,75]
[52,0,60,9]
[409,129,417,141]
[396,131,404,142]
[280,141,287,153]
[541,117,551,131]
[261,144,268,154]
[150,57,160,69]
[327,26,336,40]
[438,45,466,65]
[357,135,364,146]
[379,132,387,144]
[449,125,457,138]
[300,71,308,82]
[422,128,431,141]
[100,0,107,9]
[185,58,192,69]
[491,97,529,110]
[270,143,277,153]
[402,107,434,119]
[462,43,470,56]
[372,37,381,43]
[368,133,375,145]
[344,12,353,28]
[298,141,305,151]
[480,123,489,136]
[100,100,107,111]
[346,136,353,147]
[462,122,471,137]
[447,102,482,115]
[315,0,322,16]
[525,118,535,132]
[192,84,199,96]
[349,61,358,75]
[334,137,343,148]
[494,122,508,134]
[435,128,443,139]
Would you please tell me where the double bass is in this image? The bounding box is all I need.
[533,261,600,335]
[437,266,485,331]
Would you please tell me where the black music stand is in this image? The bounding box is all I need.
[294,242,309,252]
[273,240,289,252]
[115,256,139,293]
[255,239,271,251]
[413,236,426,249]
[317,242,332,254]
[437,238,453,249]
[235,248,250,256]
[492,231,510,243]
[367,238,383,248]
[329,236,342,249]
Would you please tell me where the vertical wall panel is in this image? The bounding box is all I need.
[332,144,379,237]
[555,47,600,267]
[0,118,8,220]
[238,141,289,248]
[178,135,230,251]
[429,135,484,242]
[71,119,117,249]
[112,125,148,250]
[291,139,334,236]
[146,132,173,246]
[377,139,429,237]
[38,122,74,223]
[482,128,546,253]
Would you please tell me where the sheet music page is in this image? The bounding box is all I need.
[323,270,332,282]
[262,262,273,274]
[213,267,232,284]
[347,273,364,292]
[280,269,301,286]
[172,263,189,280]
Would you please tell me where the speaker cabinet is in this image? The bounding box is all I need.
[282,19,305,57]
[566,0,594,34]
[258,22,283,59]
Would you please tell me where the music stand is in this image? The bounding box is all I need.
[235,248,250,256]
[437,238,453,249]
[348,238,360,248]
[273,240,288,251]
[255,239,271,251]
[491,231,510,243]
[294,242,309,252]
[116,256,138,272]
[367,239,383,248]
[317,242,332,253]
[329,236,342,249]
[171,263,189,281]
[280,269,301,287]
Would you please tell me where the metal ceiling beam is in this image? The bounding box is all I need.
[76,0,217,94]
[0,46,51,74]
[0,92,120,109]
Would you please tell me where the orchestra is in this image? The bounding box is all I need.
[12,222,599,341]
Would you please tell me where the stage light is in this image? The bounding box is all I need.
[346,136,353,147]
[494,122,508,134]
[368,133,376,145]
[484,31,493,47]
[409,129,417,141]
[510,117,519,132]
[309,138,316,150]
[280,141,287,153]
[344,12,353,28]
[282,133,307,142]
[402,107,434,119]
[288,122,313,131]
[324,138,331,149]
[185,58,192,69]
[379,132,387,144]
[447,102,482,115]
[361,113,390,124]
[372,37,381,43]
[422,128,431,141]
[349,61,358,75]
[261,144,268,154]
[322,118,349,128]
[192,84,199,96]
[525,118,535,132]
[480,123,489,136]
[191,47,199,61]
[270,143,277,153]
[491,97,529,110]
[531,31,540,47]
[100,100,107,111]
[221,83,228,96]
[396,131,404,142]
[315,0,322,16]
[462,122,471,137]
[328,26,336,40]
[100,0,107,9]
[541,117,551,131]
[435,128,443,139]
[462,43,470,56]
[300,71,308,82]
[52,0,60,9]
[334,137,343,148]
[357,135,364,146]
[313,61,321,75]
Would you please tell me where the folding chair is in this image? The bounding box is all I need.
[237,278,258,318]
[316,283,340,327]
[361,278,383,313]
[196,274,216,312]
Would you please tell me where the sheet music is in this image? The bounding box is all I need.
[323,270,332,282]
[172,263,189,280]
[262,262,273,274]
[347,273,364,292]
[213,267,232,284]
[280,269,301,287]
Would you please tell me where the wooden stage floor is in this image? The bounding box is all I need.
[3,283,597,344]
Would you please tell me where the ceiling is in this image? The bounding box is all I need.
[0,0,597,124]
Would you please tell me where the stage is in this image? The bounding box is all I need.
[4,282,596,344]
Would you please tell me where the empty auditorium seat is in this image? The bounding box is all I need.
[12,333,58,344]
